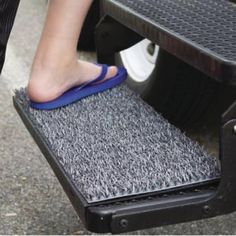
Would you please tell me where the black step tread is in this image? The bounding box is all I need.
[14,85,220,204]
[103,0,236,82]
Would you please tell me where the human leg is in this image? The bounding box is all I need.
[28,0,117,103]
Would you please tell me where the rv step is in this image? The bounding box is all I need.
[13,85,220,233]
[101,0,236,83]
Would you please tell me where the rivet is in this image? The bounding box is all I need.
[120,219,128,228]
[233,125,236,134]
[203,205,211,214]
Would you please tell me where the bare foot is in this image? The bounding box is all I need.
[28,59,117,103]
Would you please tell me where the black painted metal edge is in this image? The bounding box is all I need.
[86,187,219,233]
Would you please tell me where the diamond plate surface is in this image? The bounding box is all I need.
[112,0,236,61]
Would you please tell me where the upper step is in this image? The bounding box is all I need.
[102,0,236,83]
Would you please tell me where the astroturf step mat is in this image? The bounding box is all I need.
[14,84,220,204]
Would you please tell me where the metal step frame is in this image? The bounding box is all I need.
[13,94,236,233]
[13,88,220,233]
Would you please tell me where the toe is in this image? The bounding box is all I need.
[105,66,118,80]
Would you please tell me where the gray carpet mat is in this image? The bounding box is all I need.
[15,84,220,203]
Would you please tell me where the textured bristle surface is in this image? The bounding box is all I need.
[15,85,220,203]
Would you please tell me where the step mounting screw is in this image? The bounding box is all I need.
[233,125,236,134]
[120,219,128,228]
[203,205,211,214]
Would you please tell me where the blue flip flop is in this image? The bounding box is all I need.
[30,64,127,110]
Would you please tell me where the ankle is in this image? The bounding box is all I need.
[32,51,77,71]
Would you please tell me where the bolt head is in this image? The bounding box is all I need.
[120,219,128,228]
[233,125,236,134]
[203,205,211,214]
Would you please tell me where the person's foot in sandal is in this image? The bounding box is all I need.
[28,57,118,103]
[27,0,125,109]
